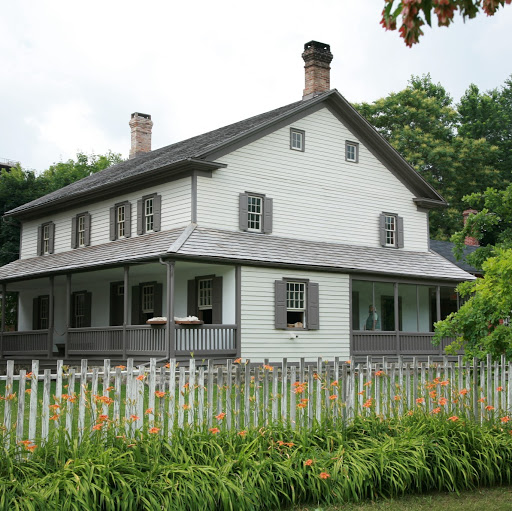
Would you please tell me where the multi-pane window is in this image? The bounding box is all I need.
[43,224,50,254]
[40,296,49,329]
[346,141,358,162]
[198,279,213,310]
[290,129,305,151]
[385,215,396,247]
[77,215,86,247]
[287,281,306,327]
[144,198,154,232]
[74,293,85,328]
[117,205,126,238]
[142,285,154,314]
[248,196,263,232]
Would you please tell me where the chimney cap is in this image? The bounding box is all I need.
[131,112,151,120]
[303,40,331,52]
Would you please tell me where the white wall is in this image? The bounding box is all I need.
[240,266,350,362]
[20,177,191,259]
[197,107,429,252]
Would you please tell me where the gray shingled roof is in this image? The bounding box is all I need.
[0,227,474,283]
[6,96,324,216]
[173,227,475,281]
[430,239,481,275]
[0,228,183,281]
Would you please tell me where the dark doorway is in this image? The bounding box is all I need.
[110,282,124,326]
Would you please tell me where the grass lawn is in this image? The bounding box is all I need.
[294,486,512,511]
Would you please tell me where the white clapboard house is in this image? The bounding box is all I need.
[0,42,473,363]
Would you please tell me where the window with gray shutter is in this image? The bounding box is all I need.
[72,212,91,248]
[137,193,161,235]
[111,201,132,240]
[275,279,319,330]
[274,280,287,329]
[71,290,92,328]
[240,192,273,234]
[379,213,403,248]
[188,275,222,324]
[38,222,55,255]
[33,295,50,330]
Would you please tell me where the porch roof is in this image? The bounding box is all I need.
[0,226,474,283]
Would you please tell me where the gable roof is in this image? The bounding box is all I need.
[6,90,446,218]
[430,240,482,275]
[0,226,474,283]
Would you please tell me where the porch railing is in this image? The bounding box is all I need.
[2,330,48,356]
[352,331,456,356]
[175,324,237,356]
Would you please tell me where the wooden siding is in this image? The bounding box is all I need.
[197,107,429,251]
[20,178,191,259]
[240,266,350,361]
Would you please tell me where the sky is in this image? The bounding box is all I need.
[1,1,512,172]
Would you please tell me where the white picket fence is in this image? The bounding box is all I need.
[1,355,512,447]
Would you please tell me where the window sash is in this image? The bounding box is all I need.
[198,279,213,309]
[43,224,50,254]
[286,282,305,311]
[346,143,357,162]
[74,293,85,328]
[117,205,125,238]
[142,285,154,313]
[40,297,49,329]
[145,198,154,232]
[385,215,396,246]
[247,196,263,232]
[77,215,85,247]
[291,130,303,150]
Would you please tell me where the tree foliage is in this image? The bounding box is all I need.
[355,75,502,239]
[381,0,512,47]
[434,248,512,360]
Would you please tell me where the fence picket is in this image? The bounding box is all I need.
[272,363,278,424]
[3,360,14,445]
[244,360,251,429]
[41,369,51,443]
[78,360,88,441]
[207,359,214,428]
[198,366,205,427]
[290,365,296,429]
[28,361,39,443]
[65,368,75,439]
[16,370,26,445]
[188,359,196,427]
[234,363,241,430]
[225,360,232,430]
[167,359,176,434]
[178,367,185,429]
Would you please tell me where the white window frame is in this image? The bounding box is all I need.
[247,195,263,233]
[144,197,154,233]
[290,128,305,152]
[117,205,126,239]
[42,224,50,255]
[385,214,397,247]
[345,141,359,163]
[286,281,306,327]
[198,278,213,310]
[77,215,86,247]
[142,284,155,314]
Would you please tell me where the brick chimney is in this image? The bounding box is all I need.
[302,41,333,100]
[129,112,153,159]
[462,209,480,247]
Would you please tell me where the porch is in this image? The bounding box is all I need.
[0,259,241,361]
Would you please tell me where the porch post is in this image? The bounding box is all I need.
[235,265,241,358]
[0,282,6,359]
[123,265,129,359]
[394,282,400,357]
[436,286,442,356]
[65,274,71,359]
[166,260,175,359]
[48,276,54,358]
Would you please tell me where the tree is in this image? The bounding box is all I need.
[433,248,512,360]
[355,75,501,239]
[381,1,511,47]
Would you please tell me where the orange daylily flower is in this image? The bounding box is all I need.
[394,395,401,401]
[294,386,305,394]
[375,371,385,377]
[26,444,37,452]
[416,398,425,404]
[25,372,33,378]
[363,381,372,387]
[331,380,338,386]
[149,427,160,434]
[106,386,114,391]
[440,380,449,386]
[263,365,273,371]
[297,403,307,409]
[301,398,308,403]
[209,427,220,434]
[92,424,102,431]
[438,397,448,406]
[238,430,247,437]
[304,459,314,466]
[459,388,469,396]
[136,374,145,381]
[358,391,365,395]
[49,404,60,410]
[215,412,226,420]
[155,391,165,398]
[478,398,486,403]
[98,414,109,421]
[130,415,140,421]
[319,472,330,479]
[183,404,190,410]
[407,410,414,416]
[277,440,285,446]
[115,365,126,370]
[485,405,495,411]
[164,363,171,368]
[145,408,153,415]
[497,386,504,392]
[286,442,294,448]
[432,407,441,414]
[49,414,59,421]
[25,389,31,394]
[501,416,510,423]
[363,398,373,408]
[447,416,459,422]
[234,358,242,364]
[329,395,337,400]
[183,383,189,389]
[429,391,437,399]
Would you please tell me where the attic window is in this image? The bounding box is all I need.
[345,141,359,163]
[290,129,305,152]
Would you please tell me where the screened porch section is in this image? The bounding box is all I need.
[351,279,459,356]
[0,261,240,361]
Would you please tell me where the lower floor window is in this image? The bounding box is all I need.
[286,281,306,328]
[352,279,458,332]
[39,296,49,330]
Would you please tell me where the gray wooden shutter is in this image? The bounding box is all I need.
[212,276,223,324]
[71,216,77,249]
[109,207,116,240]
[263,197,273,234]
[37,225,42,256]
[154,283,163,317]
[48,222,55,254]
[125,202,132,238]
[307,282,319,330]
[187,279,197,317]
[33,297,40,330]
[239,193,249,231]
[137,199,144,235]
[84,292,92,327]
[379,214,386,247]
[84,213,91,246]
[131,285,141,325]
[153,194,162,232]
[397,216,404,248]
[275,280,287,329]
